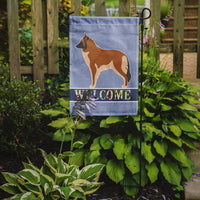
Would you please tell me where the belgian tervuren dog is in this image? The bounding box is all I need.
[76,33,131,88]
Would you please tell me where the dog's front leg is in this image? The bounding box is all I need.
[89,63,98,88]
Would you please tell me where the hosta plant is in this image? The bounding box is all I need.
[0,149,104,199]
[65,53,200,198]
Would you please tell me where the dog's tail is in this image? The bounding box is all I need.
[126,59,131,82]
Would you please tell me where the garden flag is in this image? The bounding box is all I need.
[69,16,139,116]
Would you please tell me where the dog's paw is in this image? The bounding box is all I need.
[89,85,95,89]
[122,85,127,89]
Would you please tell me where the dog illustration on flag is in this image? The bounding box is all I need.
[76,33,131,88]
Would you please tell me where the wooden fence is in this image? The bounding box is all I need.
[7,0,200,88]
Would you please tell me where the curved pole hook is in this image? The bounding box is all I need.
[141,8,151,20]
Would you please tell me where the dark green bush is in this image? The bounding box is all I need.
[0,64,42,156]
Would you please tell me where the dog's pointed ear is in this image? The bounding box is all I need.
[84,32,89,39]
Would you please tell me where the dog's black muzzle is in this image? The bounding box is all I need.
[76,41,84,48]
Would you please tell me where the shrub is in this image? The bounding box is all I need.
[0,64,42,156]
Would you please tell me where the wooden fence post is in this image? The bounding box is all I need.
[119,0,130,16]
[47,0,59,74]
[71,0,81,16]
[7,0,21,81]
[95,0,106,16]
[173,0,185,77]
[149,0,160,61]
[197,0,200,78]
[32,0,45,89]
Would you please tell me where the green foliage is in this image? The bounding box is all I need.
[19,27,33,66]
[0,150,104,199]
[0,64,42,155]
[82,53,200,197]
[39,50,200,198]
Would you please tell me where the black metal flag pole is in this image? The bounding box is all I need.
[139,8,151,189]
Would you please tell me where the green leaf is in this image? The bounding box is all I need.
[9,193,23,200]
[21,192,37,200]
[105,116,123,124]
[182,136,196,150]
[167,82,185,93]
[125,151,140,174]
[160,159,181,185]
[56,187,75,199]
[176,119,199,133]
[73,141,84,149]
[49,117,71,129]
[145,162,159,183]
[165,135,182,147]
[182,158,195,180]
[41,150,57,173]
[100,119,109,128]
[153,140,168,157]
[177,103,197,111]
[113,139,128,160]
[79,164,104,181]
[53,130,71,141]
[121,177,139,197]
[100,134,113,150]
[90,137,101,151]
[69,149,85,167]
[58,98,69,109]
[23,160,40,173]
[85,151,101,164]
[23,183,41,195]
[183,95,200,105]
[40,174,53,195]
[62,151,75,157]
[144,107,155,118]
[168,125,182,137]
[168,147,190,167]
[40,109,65,117]
[142,142,155,164]
[0,183,20,194]
[76,120,92,129]
[106,160,125,183]
[23,0,31,5]
[160,103,172,111]
[57,154,66,174]
[18,169,40,185]
[1,172,18,184]
[184,132,200,140]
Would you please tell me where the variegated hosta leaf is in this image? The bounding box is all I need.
[1,172,18,185]
[18,169,40,185]
[40,149,57,173]
[79,163,104,181]
[0,183,21,195]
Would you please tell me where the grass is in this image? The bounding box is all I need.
[137,0,145,5]
[105,0,119,7]
[105,0,145,7]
